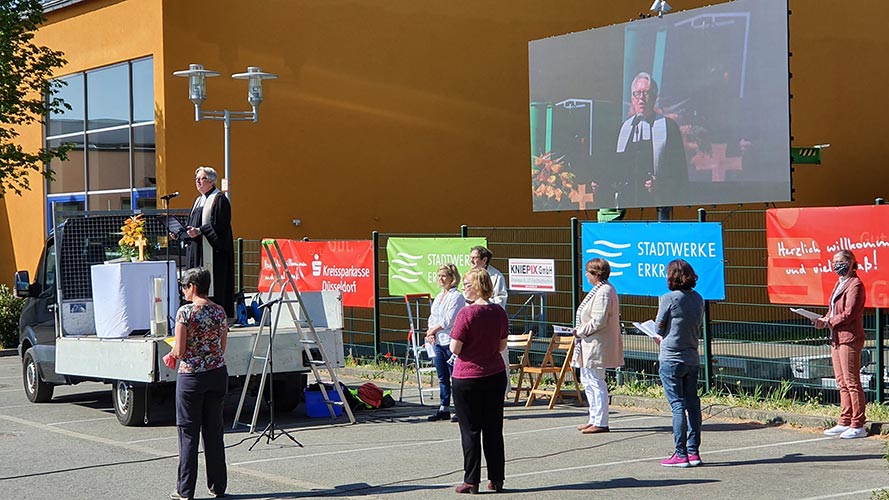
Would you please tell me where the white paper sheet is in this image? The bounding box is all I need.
[790,308,822,321]
[632,320,661,339]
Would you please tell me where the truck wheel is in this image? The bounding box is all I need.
[23,348,54,403]
[113,381,148,426]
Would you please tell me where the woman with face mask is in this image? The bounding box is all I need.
[814,250,867,439]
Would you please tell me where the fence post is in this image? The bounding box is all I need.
[236,238,243,292]
[372,230,381,358]
[461,224,468,238]
[571,217,580,312]
[876,198,885,404]
[698,208,714,393]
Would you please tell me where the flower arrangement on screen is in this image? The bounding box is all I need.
[118,214,150,261]
[531,152,578,209]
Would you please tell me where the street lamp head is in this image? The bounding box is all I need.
[173,64,221,106]
[232,66,278,108]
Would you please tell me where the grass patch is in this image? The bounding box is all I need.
[609,376,889,426]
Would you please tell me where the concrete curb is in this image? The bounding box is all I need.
[338,367,883,435]
[0,348,17,358]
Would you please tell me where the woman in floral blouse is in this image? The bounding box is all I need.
[166,267,228,500]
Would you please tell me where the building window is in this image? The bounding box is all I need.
[45,56,155,230]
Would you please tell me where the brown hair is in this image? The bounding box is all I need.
[470,245,493,267]
[464,267,494,300]
[666,259,697,291]
[180,267,211,296]
[586,258,611,281]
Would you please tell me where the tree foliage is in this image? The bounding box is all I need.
[0,0,70,198]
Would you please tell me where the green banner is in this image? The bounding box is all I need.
[386,237,487,296]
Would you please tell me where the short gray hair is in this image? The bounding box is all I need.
[631,71,659,98]
[195,166,218,183]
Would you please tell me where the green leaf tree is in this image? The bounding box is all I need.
[0,0,71,198]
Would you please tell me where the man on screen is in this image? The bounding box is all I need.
[608,72,688,209]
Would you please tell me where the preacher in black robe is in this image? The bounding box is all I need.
[185,166,235,317]
[598,72,688,209]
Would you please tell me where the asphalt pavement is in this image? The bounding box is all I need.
[0,354,887,500]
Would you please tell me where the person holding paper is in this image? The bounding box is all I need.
[184,166,234,318]
[164,267,229,500]
[425,264,465,422]
[573,258,624,434]
[814,250,867,439]
[450,268,509,494]
[655,259,704,468]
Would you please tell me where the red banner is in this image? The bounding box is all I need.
[258,240,374,308]
[766,206,889,308]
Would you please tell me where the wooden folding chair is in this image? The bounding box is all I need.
[506,331,534,403]
[524,334,583,409]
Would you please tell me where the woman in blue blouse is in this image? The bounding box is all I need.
[655,259,704,468]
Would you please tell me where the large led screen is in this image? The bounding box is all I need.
[529,0,790,211]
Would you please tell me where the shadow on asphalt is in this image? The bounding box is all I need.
[701,452,885,468]
[193,477,721,498]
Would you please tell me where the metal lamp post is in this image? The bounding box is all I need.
[172,64,278,201]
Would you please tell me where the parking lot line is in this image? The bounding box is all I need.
[47,416,117,426]
[505,435,834,479]
[0,412,347,496]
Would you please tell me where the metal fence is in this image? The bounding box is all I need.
[234,209,888,404]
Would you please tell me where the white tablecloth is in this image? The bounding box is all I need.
[91,261,178,338]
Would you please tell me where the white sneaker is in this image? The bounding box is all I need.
[839,427,867,439]
[823,425,849,436]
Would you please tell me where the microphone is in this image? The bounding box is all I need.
[160,192,180,201]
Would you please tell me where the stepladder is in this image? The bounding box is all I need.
[232,239,356,433]
[398,293,438,405]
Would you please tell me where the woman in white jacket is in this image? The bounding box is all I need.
[574,258,624,434]
[425,264,466,422]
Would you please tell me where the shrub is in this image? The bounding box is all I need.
[0,285,25,349]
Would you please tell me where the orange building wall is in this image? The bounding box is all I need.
[159,0,889,241]
[0,0,165,282]
[3,0,889,283]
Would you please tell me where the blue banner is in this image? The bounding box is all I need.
[581,222,725,300]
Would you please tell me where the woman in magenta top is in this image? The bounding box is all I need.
[449,268,509,494]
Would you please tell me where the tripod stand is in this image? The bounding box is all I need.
[249,297,302,450]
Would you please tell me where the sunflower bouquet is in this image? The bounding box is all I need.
[118,214,151,261]
[531,152,578,210]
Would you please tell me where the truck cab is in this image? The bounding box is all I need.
[16,233,64,402]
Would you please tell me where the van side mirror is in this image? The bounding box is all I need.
[14,271,31,298]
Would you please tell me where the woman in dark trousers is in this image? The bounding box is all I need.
[815,250,867,439]
[425,263,465,422]
[164,267,229,500]
[655,259,704,468]
[450,268,510,494]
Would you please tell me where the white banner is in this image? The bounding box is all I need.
[508,258,556,292]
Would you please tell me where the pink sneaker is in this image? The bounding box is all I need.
[661,453,690,468]
[687,454,702,467]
